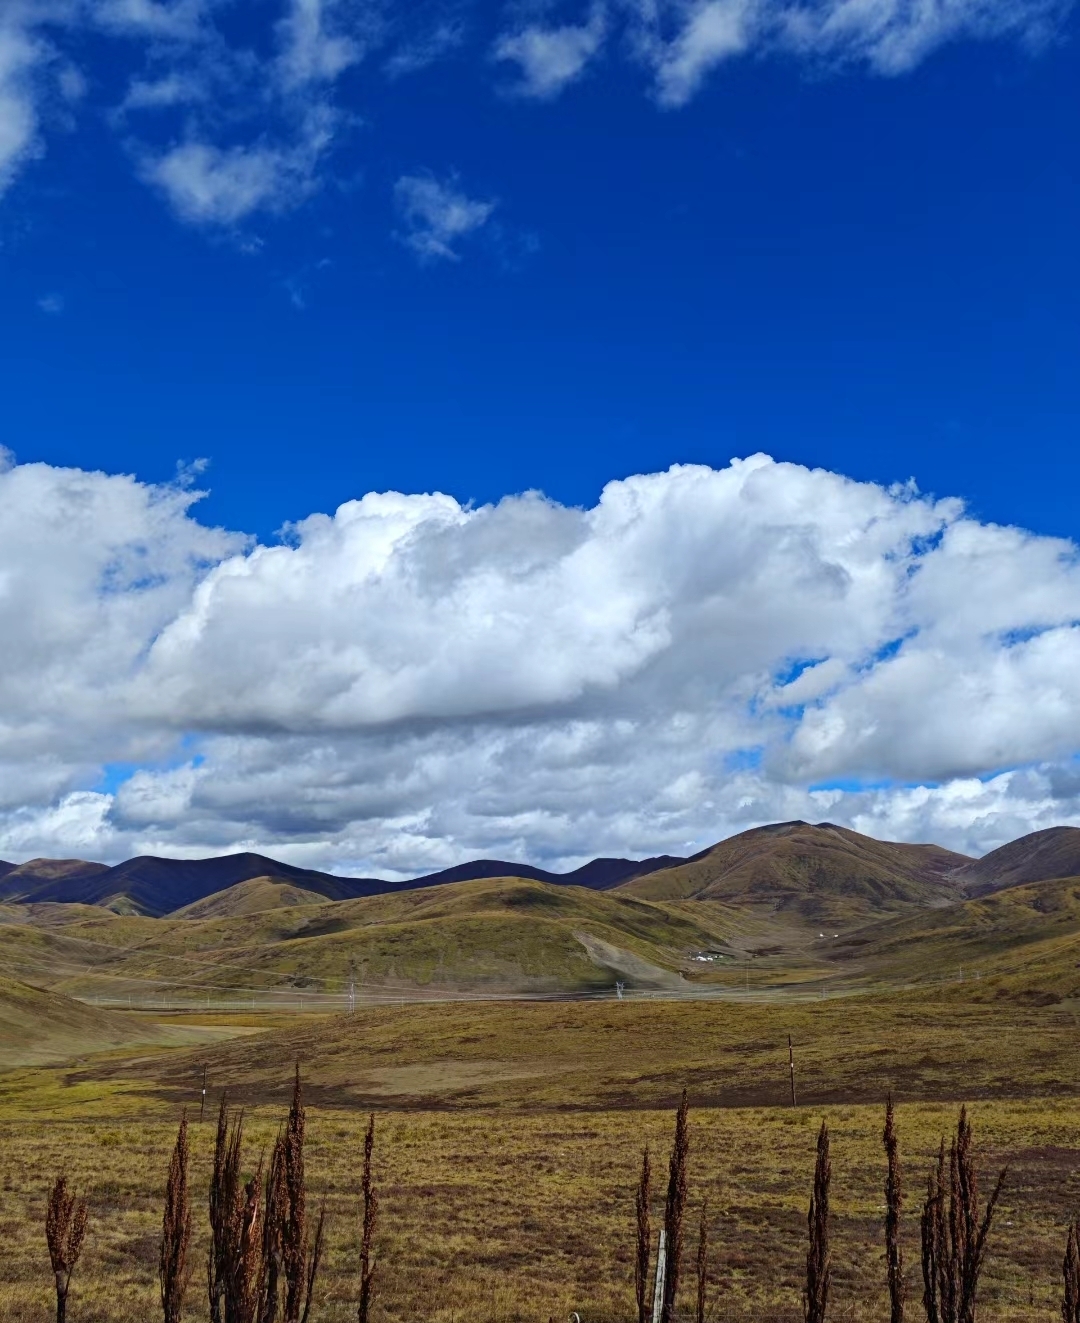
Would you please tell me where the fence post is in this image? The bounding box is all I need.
[651,1228,667,1323]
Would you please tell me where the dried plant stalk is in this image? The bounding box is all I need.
[660,1090,690,1323]
[208,1094,231,1323]
[804,1121,831,1323]
[357,1112,379,1323]
[695,1200,709,1323]
[46,1173,88,1323]
[920,1106,1006,1323]
[161,1110,193,1323]
[1061,1218,1080,1323]
[884,1095,905,1323]
[282,1065,308,1323]
[634,1145,652,1323]
[257,1129,287,1323]
[207,1095,265,1323]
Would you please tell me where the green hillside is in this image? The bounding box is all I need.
[1,877,761,999]
[827,872,1080,1002]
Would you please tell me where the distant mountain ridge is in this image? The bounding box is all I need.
[5,822,1080,920]
[0,849,685,917]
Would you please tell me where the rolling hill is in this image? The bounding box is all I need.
[0,849,684,916]
[0,975,162,1066]
[618,820,971,920]
[827,872,1080,1003]
[0,876,757,999]
[951,826,1080,895]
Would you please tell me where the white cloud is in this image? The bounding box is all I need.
[646,0,755,106]
[7,455,1080,870]
[142,108,335,224]
[274,0,366,90]
[0,20,48,195]
[775,0,1065,73]
[394,172,496,261]
[384,20,467,78]
[492,5,607,99]
[0,0,1069,219]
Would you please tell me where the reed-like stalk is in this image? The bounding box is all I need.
[160,1110,193,1323]
[634,1145,652,1323]
[1061,1218,1079,1323]
[804,1121,831,1323]
[884,1095,905,1323]
[660,1090,690,1323]
[208,1094,231,1323]
[357,1112,379,1323]
[920,1106,1006,1323]
[281,1065,326,1323]
[695,1200,709,1323]
[45,1173,88,1323]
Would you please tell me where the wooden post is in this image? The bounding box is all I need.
[200,1063,207,1122]
[651,1228,667,1323]
[788,1035,797,1107]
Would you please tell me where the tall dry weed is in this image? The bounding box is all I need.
[920,1106,1006,1323]
[804,1121,831,1323]
[281,1065,326,1323]
[660,1090,689,1323]
[695,1200,709,1323]
[883,1095,905,1323]
[160,1110,193,1323]
[45,1173,87,1323]
[357,1112,378,1323]
[634,1145,652,1323]
[1061,1218,1080,1323]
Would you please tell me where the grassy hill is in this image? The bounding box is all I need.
[952,826,1080,895]
[827,872,1080,1002]
[0,976,161,1066]
[0,877,762,999]
[618,820,970,920]
[171,876,328,919]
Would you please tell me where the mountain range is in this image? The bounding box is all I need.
[4,820,1080,918]
[6,820,1080,1011]
[0,848,685,916]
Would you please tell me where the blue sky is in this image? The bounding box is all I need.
[2,0,1077,541]
[1,0,1079,872]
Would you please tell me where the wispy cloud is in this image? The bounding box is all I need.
[141,106,336,226]
[0,0,1071,227]
[492,4,607,99]
[394,171,496,262]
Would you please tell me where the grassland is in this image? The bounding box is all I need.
[2,993,1080,1323]
[5,845,1080,1323]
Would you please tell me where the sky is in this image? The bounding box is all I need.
[0,0,1078,873]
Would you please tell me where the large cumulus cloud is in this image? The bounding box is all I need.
[4,451,1080,871]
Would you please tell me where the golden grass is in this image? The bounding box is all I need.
[2,1096,1078,1323]
[2,994,1079,1323]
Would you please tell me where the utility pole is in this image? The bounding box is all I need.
[788,1035,797,1107]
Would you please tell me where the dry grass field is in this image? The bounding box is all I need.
[2,993,1080,1323]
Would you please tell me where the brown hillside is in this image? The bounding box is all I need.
[953,826,1080,895]
[618,820,971,920]
[0,976,159,1067]
[171,876,328,919]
